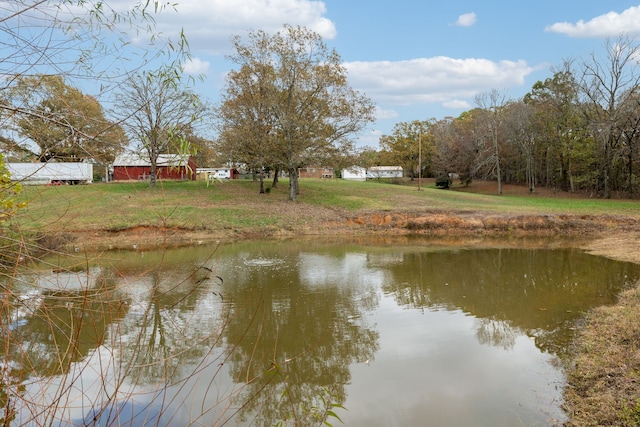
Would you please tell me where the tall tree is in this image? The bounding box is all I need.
[379,120,434,180]
[475,90,510,194]
[525,65,591,192]
[578,35,640,198]
[617,90,640,196]
[216,46,281,193]
[220,25,375,201]
[431,113,481,186]
[187,132,217,169]
[112,71,207,188]
[503,101,537,192]
[9,75,127,163]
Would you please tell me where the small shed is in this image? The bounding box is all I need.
[367,166,404,179]
[342,166,367,181]
[112,153,196,181]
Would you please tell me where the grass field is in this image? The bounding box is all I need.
[12,178,640,238]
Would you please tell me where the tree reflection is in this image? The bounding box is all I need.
[220,253,380,425]
[382,248,640,355]
[1,268,126,372]
[475,317,517,350]
[0,259,227,426]
[0,268,128,425]
[83,266,226,426]
[110,265,227,369]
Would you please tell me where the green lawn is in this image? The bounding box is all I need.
[11,178,640,235]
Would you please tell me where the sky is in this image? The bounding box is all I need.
[65,1,640,148]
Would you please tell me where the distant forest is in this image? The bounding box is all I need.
[374,37,640,199]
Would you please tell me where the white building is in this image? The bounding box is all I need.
[367,166,403,179]
[342,166,367,181]
[6,162,93,185]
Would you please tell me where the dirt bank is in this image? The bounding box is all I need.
[63,210,640,266]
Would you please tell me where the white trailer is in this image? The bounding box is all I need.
[6,162,93,185]
[210,168,234,179]
[342,166,367,181]
[367,166,404,179]
[197,167,237,180]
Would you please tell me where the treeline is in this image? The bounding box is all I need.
[371,36,640,199]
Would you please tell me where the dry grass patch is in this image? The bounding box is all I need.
[402,212,607,235]
[564,286,640,426]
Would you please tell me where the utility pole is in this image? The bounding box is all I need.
[418,133,422,191]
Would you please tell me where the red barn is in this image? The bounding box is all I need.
[111,153,196,181]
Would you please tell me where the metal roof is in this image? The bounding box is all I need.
[113,153,190,167]
[368,166,403,171]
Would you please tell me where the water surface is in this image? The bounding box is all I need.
[2,237,638,426]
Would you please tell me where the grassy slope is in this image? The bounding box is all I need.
[13,178,640,235]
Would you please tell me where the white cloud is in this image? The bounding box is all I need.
[442,99,471,110]
[143,0,336,55]
[357,128,384,148]
[183,57,210,75]
[455,12,477,27]
[545,5,640,38]
[344,57,534,106]
[375,106,399,120]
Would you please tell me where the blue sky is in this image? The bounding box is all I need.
[49,1,640,148]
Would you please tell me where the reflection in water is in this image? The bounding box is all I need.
[0,238,638,426]
[476,317,518,350]
[381,247,637,355]
[221,249,380,426]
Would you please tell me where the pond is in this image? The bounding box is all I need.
[1,237,639,426]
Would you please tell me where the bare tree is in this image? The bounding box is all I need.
[504,101,537,193]
[578,35,640,198]
[0,1,190,163]
[112,72,208,188]
[475,89,510,194]
[431,114,479,186]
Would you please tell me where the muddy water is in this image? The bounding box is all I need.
[4,237,639,426]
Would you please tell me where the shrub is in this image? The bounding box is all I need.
[435,175,451,189]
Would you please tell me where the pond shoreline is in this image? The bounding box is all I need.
[59,210,640,257]
[52,209,640,426]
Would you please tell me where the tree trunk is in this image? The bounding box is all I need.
[526,149,535,193]
[288,167,298,201]
[628,143,634,197]
[603,139,612,199]
[272,167,279,188]
[150,158,157,188]
[569,157,575,193]
[493,132,502,195]
[259,171,265,194]
[560,154,568,192]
